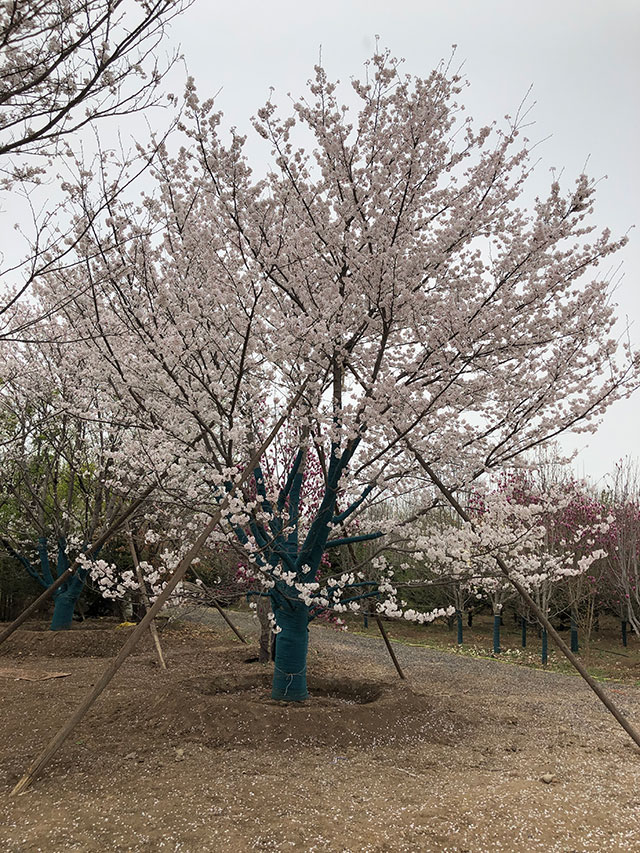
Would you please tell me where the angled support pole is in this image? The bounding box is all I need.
[10,508,223,796]
[374,612,406,680]
[211,598,247,644]
[410,447,640,753]
[342,536,405,680]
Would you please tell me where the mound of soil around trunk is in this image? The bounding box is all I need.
[0,621,156,657]
[142,657,465,750]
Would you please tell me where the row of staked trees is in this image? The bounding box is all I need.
[388,460,640,655]
[0,6,638,701]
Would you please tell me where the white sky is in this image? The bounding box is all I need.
[162,0,639,485]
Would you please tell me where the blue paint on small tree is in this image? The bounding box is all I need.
[570,615,579,653]
[493,613,501,654]
[521,618,527,648]
[541,627,548,664]
[2,535,89,630]
[456,609,463,645]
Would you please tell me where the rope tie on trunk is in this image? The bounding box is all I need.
[274,664,306,697]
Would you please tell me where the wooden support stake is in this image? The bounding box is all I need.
[211,598,247,644]
[126,528,166,669]
[342,540,404,680]
[375,613,406,680]
[10,512,219,796]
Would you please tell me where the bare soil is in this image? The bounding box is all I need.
[1,611,639,852]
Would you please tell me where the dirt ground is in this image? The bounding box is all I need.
[1,612,639,852]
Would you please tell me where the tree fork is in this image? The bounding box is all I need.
[410,447,640,753]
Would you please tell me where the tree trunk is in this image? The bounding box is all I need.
[48,540,86,631]
[570,610,579,653]
[50,592,77,631]
[257,596,272,663]
[541,627,548,664]
[49,571,87,631]
[271,602,309,701]
[492,613,501,654]
[456,609,463,645]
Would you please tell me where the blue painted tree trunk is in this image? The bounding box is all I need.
[39,536,90,631]
[521,618,527,648]
[570,616,579,653]
[48,537,89,631]
[242,442,378,703]
[50,569,88,631]
[2,535,88,631]
[621,619,628,648]
[456,610,463,645]
[541,628,548,664]
[271,602,309,701]
[493,613,501,654]
[50,590,77,631]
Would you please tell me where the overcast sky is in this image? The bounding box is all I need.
[163,0,639,483]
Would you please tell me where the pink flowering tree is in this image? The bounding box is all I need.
[30,50,636,700]
[370,476,608,657]
[548,484,613,650]
[487,474,609,660]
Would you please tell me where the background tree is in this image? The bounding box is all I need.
[0,340,123,628]
[603,460,640,638]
